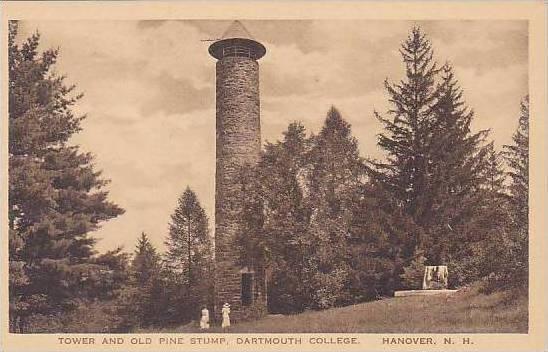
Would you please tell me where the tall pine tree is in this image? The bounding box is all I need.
[505,96,529,236]
[8,22,124,332]
[164,187,213,321]
[368,28,495,286]
[116,233,164,329]
[500,96,529,288]
[472,143,514,286]
[305,107,364,308]
[132,233,161,287]
[367,27,442,257]
[424,64,491,279]
[131,232,160,287]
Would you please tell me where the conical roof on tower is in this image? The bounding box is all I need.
[221,20,255,41]
[208,20,266,60]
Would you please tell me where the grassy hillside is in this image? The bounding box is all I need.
[140,285,527,333]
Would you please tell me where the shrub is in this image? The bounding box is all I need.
[399,250,427,289]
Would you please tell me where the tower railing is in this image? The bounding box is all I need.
[221,45,254,59]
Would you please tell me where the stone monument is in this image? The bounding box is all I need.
[395,265,457,297]
[422,265,449,290]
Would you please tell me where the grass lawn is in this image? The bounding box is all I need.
[139,285,527,333]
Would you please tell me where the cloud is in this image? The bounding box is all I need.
[141,73,213,115]
[456,63,527,148]
[423,20,528,73]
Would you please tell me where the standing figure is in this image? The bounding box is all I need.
[221,303,231,332]
[200,306,210,330]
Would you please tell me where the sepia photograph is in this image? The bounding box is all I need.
[1,1,546,351]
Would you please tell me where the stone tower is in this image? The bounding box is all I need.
[209,21,267,322]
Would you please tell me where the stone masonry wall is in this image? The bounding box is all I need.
[215,56,265,322]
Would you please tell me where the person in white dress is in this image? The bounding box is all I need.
[199,306,209,330]
[221,303,231,331]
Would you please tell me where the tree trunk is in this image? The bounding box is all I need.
[188,215,192,290]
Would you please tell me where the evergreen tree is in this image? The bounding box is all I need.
[23,248,132,333]
[481,143,506,193]
[399,249,427,289]
[8,22,124,332]
[132,232,161,286]
[472,143,515,286]
[504,96,529,235]
[89,247,131,302]
[368,28,497,286]
[423,64,491,282]
[305,107,364,308]
[347,181,411,298]
[82,248,131,332]
[164,187,212,322]
[499,96,529,288]
[117,233,164,329]
[237,122,313,313]
[367,27,442,256]
[239,109,365,311]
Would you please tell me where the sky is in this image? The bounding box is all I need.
[17,20,528,254]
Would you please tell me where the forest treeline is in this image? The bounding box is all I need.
[8,22,528,332]
[237,28,529,313]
